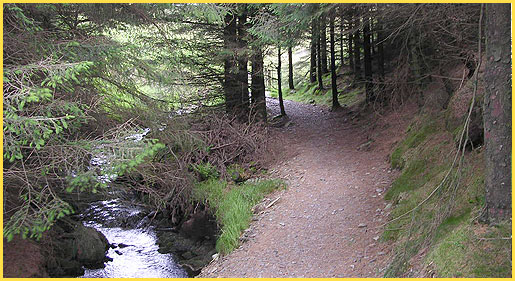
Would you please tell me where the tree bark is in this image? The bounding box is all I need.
[330,13,341,110]
[223,13,239,114]
[320,13,329,74]
[376,21,385,80]
[310,18,317,83]
[251,45,266,122]
[370,18,376,57]
[483,3,512,223]
[288,46,294,90]
[316,17,324,90]
[340,15,344,67]
[277,46,286,116]
[237,7,249,113]
[348,19,354,72]
[353,17,361,81]
[363,18,374,103]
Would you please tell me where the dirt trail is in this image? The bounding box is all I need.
[199,98,409,277]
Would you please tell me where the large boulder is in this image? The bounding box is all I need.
[46,221,110,277]
[71,225,110,267]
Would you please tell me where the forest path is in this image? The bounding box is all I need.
[199,98,406,277]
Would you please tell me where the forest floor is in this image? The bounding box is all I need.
[199,97,417,277]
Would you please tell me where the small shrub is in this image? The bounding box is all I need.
[191,162,219,181]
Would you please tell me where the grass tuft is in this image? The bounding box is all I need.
[194,178,284,254]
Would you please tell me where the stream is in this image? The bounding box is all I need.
[77,127,188,278]
[79,199,187,278]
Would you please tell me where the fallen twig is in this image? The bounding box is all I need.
[266,197,281,209]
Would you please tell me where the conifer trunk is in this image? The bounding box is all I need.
[320,14,329,74]
[340,16,344,67]
[237,7,249,113]
[288,46,294,90]
[483,3,512,223]
[223,13,239,114]
[310,19,317,83]
[376,21,385,80]
[277,46,286,116]
[348,19,354,72]
[251,45,266,122]
[330,13,341,110]
[317,17,324,90]
[363,18,374,103]
[353,17,361,81]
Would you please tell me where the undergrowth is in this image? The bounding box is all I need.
[193,178,285,255]
[383,113,511,277]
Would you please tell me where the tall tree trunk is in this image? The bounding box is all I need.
[251,45,266,122]
[223,13,239,114]
[483,3,511,223]
[363,18,374,103]
[320,13,329,74]
[316,17,324,90]
[237,7,249,113]
[330,13,341,110]
[376,21,385,80]
[370,18,376,57]
[340,15,344,67]
[310,18,317,83]
[353,17,361,81]
[288,46,294,90]
[277,46,286,116]
[348,19,354,72]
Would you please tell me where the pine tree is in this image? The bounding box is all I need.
[483,3,512,223]
[330,11,341,110]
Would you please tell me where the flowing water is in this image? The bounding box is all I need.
[80,199,187,278]
[78,127,187,278]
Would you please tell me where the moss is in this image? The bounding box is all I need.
[426,226,470,277]
[385,159,427,201]
[390,147,405,169]
[404,121,437,149]
[384,109,511,277]
[389,119,438,170]
[433,211,470,242]
[426,221,511,278]
[274,79,364,108]
[470,222,512,277]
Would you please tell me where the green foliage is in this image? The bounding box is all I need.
[3,4,169,242]
[227,164,249,182]
[3,61,94,163]
[193,178,284,254]
[191,162,220,181]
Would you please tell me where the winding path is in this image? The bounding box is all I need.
[199,98,405,277]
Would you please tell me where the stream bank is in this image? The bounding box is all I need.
[73,192,217,278]
[3,190,218,278]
